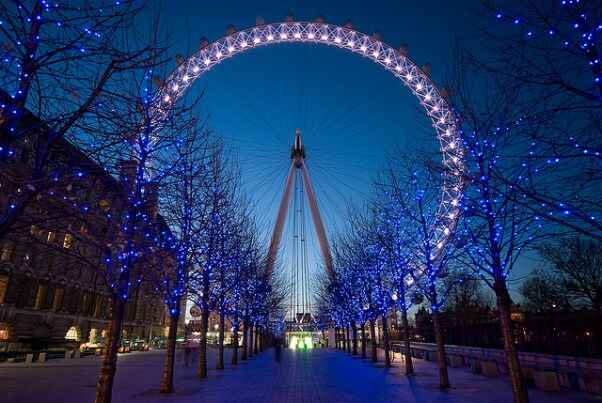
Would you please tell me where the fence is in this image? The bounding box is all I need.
[389,341,602,395]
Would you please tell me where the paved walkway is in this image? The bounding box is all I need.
[0,347,599,402]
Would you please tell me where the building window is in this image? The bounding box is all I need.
[0,274,8,304]
[15,278,34,308]
[65,326,80,341]
[47,231,56,243]
[98,199,111,211]
[67,288,81,314]
[30,225,45,237]
[53,287,64,311]
[0,242,14,262]
[82,292,92,316]
[63,233,73,249]
[88,328,98,344]
[43,285,55,310]
[34,284,48,310]
[93,295,101,318]
[26,280,38,308]
[0,323,9,340]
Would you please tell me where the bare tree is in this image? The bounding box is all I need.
[187,145,238,379]
[225,211,264,366]
[466,0,602,240]
[88,46,199,401]
[374,190,417,376]
[381,163,464,389]
[448,56,549,402]
[152,119,213,393]
[321,204,400,367]
[537,238,602,313]
[0,0,162,240]
[520,269,570,313]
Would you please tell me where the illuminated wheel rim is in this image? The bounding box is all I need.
[155,20,464,252]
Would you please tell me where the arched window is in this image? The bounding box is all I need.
[0,241,14,262]
[0,323,9,340]
[65,326,80,341]
[53,284,65,312]
[15,276,35,308]
[0,272,8,304]
[88,328,98,344]
[67,287,81,314]
[34,282,48,310]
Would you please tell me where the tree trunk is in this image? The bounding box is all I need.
[160,313,179,393]
[334,327,341,350]
[369,319,377,362]
[257,329,262,352]
[248,325,254,357]
[345,326,351,353]
[382,315,391,367]
[196,307,209,378]
[432,310,450,389]
[231,322,239,365]
[94,296,125,403]
[241,323,248,361]
[352,321,358,355]
[333,327,338,349]
[496,280,529,403]
[400,305,414,375]
[263,329,268,351]
[360,323,367,358]
[253,326,259,355]
[217,311,225,370]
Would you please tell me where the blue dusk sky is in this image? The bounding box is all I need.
[151,0,534,303]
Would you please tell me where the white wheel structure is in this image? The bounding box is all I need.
[155,19,464,256]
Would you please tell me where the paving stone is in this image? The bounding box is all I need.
[0,348,598,402]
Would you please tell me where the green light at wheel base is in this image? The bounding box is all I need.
[288,333,314,350]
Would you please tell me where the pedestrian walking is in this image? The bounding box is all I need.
[274,336,282,363]
[184,341,193,367]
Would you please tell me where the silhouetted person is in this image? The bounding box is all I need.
[184,342,193,367]
[274,336,282,363]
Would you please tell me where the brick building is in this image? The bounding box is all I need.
[0,104,184,358]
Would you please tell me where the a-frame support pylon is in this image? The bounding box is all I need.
[265,129,334,280]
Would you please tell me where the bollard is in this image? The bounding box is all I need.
[25,354,34,365]
[470,359,481,374]
[580,376,602,395]
[38,352,47,363]
[481,360,500,377]
[448,355,463,368]
[534,371,560,392]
